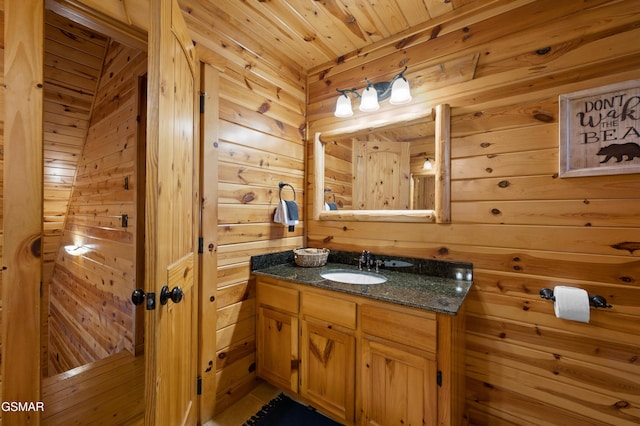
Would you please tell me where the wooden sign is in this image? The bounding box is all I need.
[559,79,640,177]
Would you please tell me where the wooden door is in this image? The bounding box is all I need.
[300,319,356,423]
[145,0,199,424]
[2,1,44,424]
[361,338,437,426]
[353,140,410,209]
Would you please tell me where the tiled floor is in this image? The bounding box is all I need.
[204,381,281,426]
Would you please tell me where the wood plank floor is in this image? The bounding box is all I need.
[42,353,278,426]
[42,351,144,425]
[204,381,280,426]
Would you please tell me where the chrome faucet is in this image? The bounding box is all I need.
[358,250,370,270]
[358,250,382,272]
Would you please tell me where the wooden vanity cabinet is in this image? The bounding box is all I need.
[256,278,357,423]
[255,279,300,393]
[255,276,466,426]
[360,305,438,425]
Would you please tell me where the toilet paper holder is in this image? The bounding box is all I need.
[539,288,612,309]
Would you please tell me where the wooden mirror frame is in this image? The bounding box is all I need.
[314,104,450,223]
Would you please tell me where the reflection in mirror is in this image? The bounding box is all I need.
[323,116,435,210]
[314,104,450,223]
[411,172,435,210]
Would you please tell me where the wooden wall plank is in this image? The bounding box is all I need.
[217,223,304,246]
[453,199,640,227]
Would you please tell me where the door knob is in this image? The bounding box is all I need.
[131,288,146,305]
[131,288,157,310]
[160,285,184,305]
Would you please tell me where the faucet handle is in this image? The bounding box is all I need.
[354,256,363,269]
[360,250,370,270]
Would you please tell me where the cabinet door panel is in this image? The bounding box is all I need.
[301,319,355,423]
[362,338,437,426]
[256,307,299,392]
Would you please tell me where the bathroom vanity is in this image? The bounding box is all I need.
[251,251,472,425]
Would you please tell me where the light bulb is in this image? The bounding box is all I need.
[389,78,412,104]
[334,94,353,117]
[359,86,380,112]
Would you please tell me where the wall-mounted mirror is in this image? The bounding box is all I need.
[314,104,450,223]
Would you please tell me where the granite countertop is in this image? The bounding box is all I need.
[251,251,473,315]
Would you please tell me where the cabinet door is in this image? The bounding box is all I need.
[361,338,437,426]
[301,319,356,423]
[256,306,299,392]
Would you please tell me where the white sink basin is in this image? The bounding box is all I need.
[320,269,388,285]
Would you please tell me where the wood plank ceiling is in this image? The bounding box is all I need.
[184,0,460,70]
[60,0,474,71]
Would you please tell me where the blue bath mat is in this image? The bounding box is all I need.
[243,393,343,426]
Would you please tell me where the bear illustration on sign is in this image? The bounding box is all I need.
[596,142,640,163]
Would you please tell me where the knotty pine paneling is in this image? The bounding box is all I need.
[306,2,640,425]
[48,41,146,375]
[192,16,306,412]
[323,137,353,209]
[41,11,110,376]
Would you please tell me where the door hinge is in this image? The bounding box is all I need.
[437,370,442,387]
[200,92,206,114]
[198,237,204,254]
[196,376,202,395]
[291,359,300,371]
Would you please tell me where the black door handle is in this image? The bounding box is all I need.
[131,288,146,305]
[160,285,184,305]
[131,288,156,310]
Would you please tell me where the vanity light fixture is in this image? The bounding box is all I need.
[334,67,412,117]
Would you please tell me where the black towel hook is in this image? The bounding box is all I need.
[323,188,336,203]
[278,182,296,201]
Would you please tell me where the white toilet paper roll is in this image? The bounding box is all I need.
[553,286,590,323]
